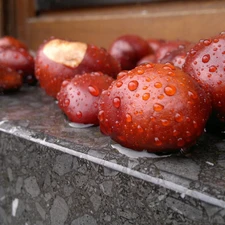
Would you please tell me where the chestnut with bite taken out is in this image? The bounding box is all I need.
[35,38,121,98]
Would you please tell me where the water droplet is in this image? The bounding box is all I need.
[153,103,164,112]
[98,110,105,122]
[117,71,127,79]
[173,129,179,137]
[142,86,148,90]
[164,85,177,96]
[145,77,151,82]
[209,65,217,72]
[190,50,196,56]
[113,97,121,108]
[202,54,210,63]
[157,94,164,99]
[175,113,183,122]
[167,71,175,76]
[115,121,120,127]
[145,63,154,68]
[128,80,139,91]
[142,93,150,100]
[116,81,123,88]
[61,80,69,87]
[154,82,162,88]
[193,120,198,128]
[163,63,175,70]
[137,125,144,132]
[186,131,191,137]
[63,99,70,107]
[177,138,185,147]
[188,91,198,99]
[154,137,162,146]
[76,111,82,118]
[161,119,170,126]
[88,85,100,96]
[203,39,212,46]
[126,113,132,123]
[137,69,145,75]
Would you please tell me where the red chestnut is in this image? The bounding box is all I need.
[146,38,166,53]
[160,44,193,69]
[35,38,121,98]
[98,63,211,152]
[57,72,114,125]
[0,36,28,50]
[155,40,191,62]
[0,46,34,76]
[136,54,157,66]
[0,65,23,92]
[108,34,152,70]
[183,31,225,122]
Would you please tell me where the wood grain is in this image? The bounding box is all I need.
[26,0,225,50]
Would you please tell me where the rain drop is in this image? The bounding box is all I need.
[203,39,212,46]
[193,120,198,128]
[175,113,183,122]
[63,99,70,107]
[98,110,105,122]
[88,85,100,96]
[142,93,150,101]
[157,94,164,99]
[116,81,123,88]
[154,137,162,146]
[209,65,217,72]
[61,80,69,87]
[163,63,175,70]
[164,85,177,96]
[145,63,154,68]
[154,82,162,88]
[153,103,164,112]
[76,111,82,118]
[137,125,144,133]
[128,80,139,91]
[137,69,145,75]
[173,129,179,137]
[126,113,132,123]
[142,86,148,90]
[161,119,170,126]
[177,138,185,147]
[188,91,198,99]
[113,97,121,108]
[202,54,210,63]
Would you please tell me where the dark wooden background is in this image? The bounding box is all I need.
[1,0,225,51]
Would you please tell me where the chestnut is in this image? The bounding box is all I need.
[108,34,152,70]
[35,38,121,98]
[0,46,34,76]
[0,65,22,92]
[0,36,28,50]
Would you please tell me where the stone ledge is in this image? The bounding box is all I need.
[1,86,225,224]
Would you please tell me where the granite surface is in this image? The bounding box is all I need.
[1,86,225,224]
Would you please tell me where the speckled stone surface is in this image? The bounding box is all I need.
[1,86,225,225]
